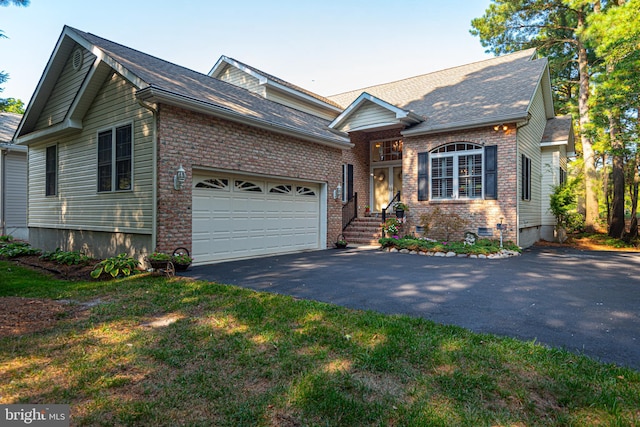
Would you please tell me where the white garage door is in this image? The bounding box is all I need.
[192,173,322,264]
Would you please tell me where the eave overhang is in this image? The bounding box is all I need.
[402,112,529,137]
[15,119,82,146]
[136,86,353,150]
[0,142,27,152]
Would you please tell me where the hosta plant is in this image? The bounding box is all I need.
[90,253,139,279]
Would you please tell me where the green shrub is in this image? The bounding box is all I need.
[378,236,520,255]
[0,241,41,258]
[40,248,92,265]
[549,177,584,232]
[419,207,469,241]
[90,253,139,279]
[146,252,172,262]
[0,234,14,243]
[382,217,400,236]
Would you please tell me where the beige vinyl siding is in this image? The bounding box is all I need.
[35,47,96,131]
[559,145,567,172]
[517,85,547,230]
[541,147,560,226]
[265,89,338,120]
[216,64,265,96]
[28,72,154,234]
[216,65,335,120]
[3,151,27,227]
[338,102,396,132]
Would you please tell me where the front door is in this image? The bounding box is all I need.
[372,165,402,212]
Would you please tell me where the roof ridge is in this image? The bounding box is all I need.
[68,26,215,85]
[328,48,538,98]
[58,27,349,147]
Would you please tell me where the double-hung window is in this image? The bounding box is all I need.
[97,124,132,192]
[430,143,483,200]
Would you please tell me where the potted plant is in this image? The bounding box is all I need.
[172,247,192,271]
[382,217,400,237]
[364,205,370,216]
[146,251,171,270]
[335,234,348,249]
[395,202,409,219]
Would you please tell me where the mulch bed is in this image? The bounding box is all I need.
[8,255,97,281]
[534,237,640,252]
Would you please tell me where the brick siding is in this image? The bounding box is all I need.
[402,126,518,243]
[155,104,343,254]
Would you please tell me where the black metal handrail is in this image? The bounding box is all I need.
[381,191,401,224]
[342,192,358,230]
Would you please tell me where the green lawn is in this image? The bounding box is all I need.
[1,261,639,426]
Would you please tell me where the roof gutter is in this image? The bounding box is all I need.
[136,86,353,150]
[0,143,27,152]
[401,112,529,136]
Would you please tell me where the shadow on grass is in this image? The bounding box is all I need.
[1,271,639,426]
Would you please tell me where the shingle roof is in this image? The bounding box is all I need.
[68,28,349,147]
[0,112,22,143]
[328,49,548,134]
[542,115,573,142]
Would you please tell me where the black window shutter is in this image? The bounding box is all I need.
[418,152,429,201]
[347,164,354,201]
[484,145,497,200]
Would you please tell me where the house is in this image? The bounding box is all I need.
[0,112,27,240]
[14,26,573,264]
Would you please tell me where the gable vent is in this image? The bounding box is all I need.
[72,48,83,71]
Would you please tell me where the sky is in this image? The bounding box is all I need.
[1,0,494,105]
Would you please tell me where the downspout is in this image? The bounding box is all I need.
[137,99,158,252]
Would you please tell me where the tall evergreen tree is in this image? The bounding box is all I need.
[585,0,640,237]
[470,0,602,231]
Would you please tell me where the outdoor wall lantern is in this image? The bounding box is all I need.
[333,184,342,200]
[174,164,186,190]
[493,124,509,132]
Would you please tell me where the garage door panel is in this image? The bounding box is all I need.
[192,173,321,264]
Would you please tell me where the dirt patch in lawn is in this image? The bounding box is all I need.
[0,297,92,338]
[1,256,103,337]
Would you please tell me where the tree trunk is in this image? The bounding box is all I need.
[630,112,640,237]
[608,109,625,238]
[577,10,600,232]
[603,154,610,222]
[629,177,638,237]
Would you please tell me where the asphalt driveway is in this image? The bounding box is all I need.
[184,246,640,370]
